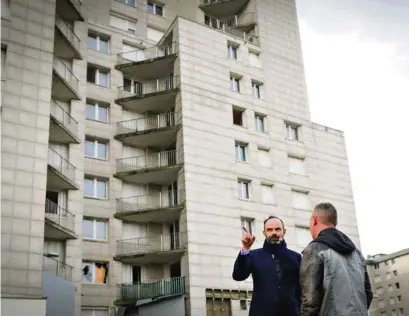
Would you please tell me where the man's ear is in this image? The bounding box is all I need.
[283,228,287,237]
[313,215,318,226]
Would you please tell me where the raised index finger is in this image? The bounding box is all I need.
[242,226,250,235]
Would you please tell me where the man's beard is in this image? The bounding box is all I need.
[267,236,282,244]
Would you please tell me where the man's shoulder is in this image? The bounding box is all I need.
[302,241,328,256]
[286,248,302,262]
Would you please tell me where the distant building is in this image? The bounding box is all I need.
[367,248,409,316]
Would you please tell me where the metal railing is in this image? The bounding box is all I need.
[47,147,76,183]
[117,232,187,256]
[120,276,185,301]
[116,112,181,135]
[117,190,185,213]
[53,58,79,92]
[200,0,228,4]
[55,15,81,52]
[118,42,177,64]
[116,150,183,173]
[224,27,260,46]
[45,198,75,232]
[221,12,256,27]
[117,76,179,99]
[50,100,78,137]
[43,255,73,281]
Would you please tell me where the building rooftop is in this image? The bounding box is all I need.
[367,248,409,264]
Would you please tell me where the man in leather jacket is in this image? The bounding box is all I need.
[300,203,373,316]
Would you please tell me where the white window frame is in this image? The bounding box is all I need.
[85,101,108,122]
[118,0,136,6]
[83,218,108,241]
[148,1,164,16]
[238,179,251,200]
[252,82,261,99]
[255,114,266,132]
[85,138,108,160]
[82,261,109,284]
[88,33,109,53]
[286,122,300,141]
[235,142,247,162]
[230,76,240,92]
[261,183,275,205]
[81,309,109,316]
[241,218,254,235]
[87,66,109,87]
[84,177,108,199]
[227,43,238,60]
[123,77,139,94]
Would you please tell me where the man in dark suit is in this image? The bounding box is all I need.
[232,216,302,316]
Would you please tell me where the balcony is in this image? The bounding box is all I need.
[115,190,185,223]
[44,199,76,239]
[56,0,84,22]
[219,13,256,32]
[117,277,185,306]
[52,58,80,102]
[115,76,179,113]
[115,232,187,264]
[49,100,80,144]
[199,0,250,17]
[114,150,183,185]
[115,112,181,148]
[225,27,259,46]
[54,15,82,60]
[116,43,177,80]
[43,255,73,281]
[47,147,78,190]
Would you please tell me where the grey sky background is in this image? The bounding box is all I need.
[296,0,409,256]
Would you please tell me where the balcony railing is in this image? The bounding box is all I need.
[116,112,181,135]
[45,198,75,232]
[118,42,176,64]
[224,27,259,45]
[53,57,79,92]
[117,232,187,256]
[221,12,256,27]
[117,190,185,213]
[50,100,78,137]
[43,255,73,281]
[116,150,183,173]
[48,147,76,183]
[118,76,179,98]
[120,277,185,301]
[55,15,81,52]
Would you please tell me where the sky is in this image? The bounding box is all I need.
[295,0,409,256]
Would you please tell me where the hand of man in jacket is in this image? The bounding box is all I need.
[241,227,255,251]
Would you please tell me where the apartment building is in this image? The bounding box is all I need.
[367,249,409,316]
[1,0,361,315]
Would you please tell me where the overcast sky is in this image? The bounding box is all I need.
[296,0,409,256]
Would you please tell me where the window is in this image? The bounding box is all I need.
[289,156,306,175]
[252,82,261,99]
[374,263,380,269]
[238,179,250,200]
[148,2,163,16]
[1,0,10,19]
[240,300,248,311]
[389,284,394,292]
[376,287,384,295]
[295,226,311,248]
[396,282,400,289]
[286,122,300,141]
[392,310,398,316]
[374,275,381,282]
[393,270,398,276]
[387,272,392,279]
[390,297,396,305]
[230,75,240,92]
[397,295,402,302]
[81,309,108,316]
[122,43,144,62]
[241,218,254,235]
[399,308,404,316]
[255,114,266,132]
[235,142,247,162]
[147,27,164,43]
[82,261,109,284]
[292,190,310,210]
[83,218,107,241]
[87,65,109,87]
[88,33,109,53]
[249,50,261,67]
[123,77,140,94]
[1,47,6,79]
[261,184,275,204]
[379,300,385,308]
[227,43,238,59]
[85,139,108,160]
[258,148,271,167]
[232,107,244,126]
[85,100,108,122]
[109,15,136,34]
[84,177,107,199]
[117,0,136,6]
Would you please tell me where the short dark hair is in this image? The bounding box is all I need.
[264,216,285,229]
[314,202,338,226]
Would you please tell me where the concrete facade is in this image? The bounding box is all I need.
[1,0,360,315]
[367,249,409,316]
